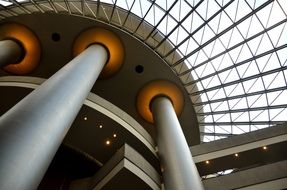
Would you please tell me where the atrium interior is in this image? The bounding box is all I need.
[0,0,286,189]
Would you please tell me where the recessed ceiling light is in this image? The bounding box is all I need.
[84,117,87,120]
[235,153,239,157]
[113,134,117,138]
[263,146,268,150]
[99,125,103,128]
[106,140,111,145]
[205,160,210,164]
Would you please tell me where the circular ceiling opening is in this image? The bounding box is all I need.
[135,65,144,73]
[51,33,61,42]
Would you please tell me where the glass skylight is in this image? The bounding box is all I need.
[0,0,286,142]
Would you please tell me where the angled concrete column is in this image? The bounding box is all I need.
[0,44,107,190]
[0,39,23,67]
[151,96,204,190]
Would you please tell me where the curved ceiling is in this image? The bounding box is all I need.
[0,0,287,142]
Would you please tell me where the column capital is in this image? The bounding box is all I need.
[0,23,41,74]
[136,80,184,123]
[73,27,124,78]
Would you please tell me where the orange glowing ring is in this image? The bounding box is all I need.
[73,28,124,78]
[137,80,184,123]
[0,23,41,74]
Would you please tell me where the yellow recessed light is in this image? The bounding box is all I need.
[263,146,268,150]
[113,134,117,138]
[205,160,210,164]
[235,153,239,157]
[106,140,111,145]
[84,117,87,120]
[99,125,103,129]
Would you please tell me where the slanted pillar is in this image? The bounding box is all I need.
[151,96,204,190]
[0,27,124,190]
[0,44,107,190]
[137,80,204,190]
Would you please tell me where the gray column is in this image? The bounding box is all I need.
[0,39,23,67]
[151,96,204,190]
[0,44,107,190]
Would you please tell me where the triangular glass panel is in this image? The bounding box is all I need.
[278,0,287,15]
[235,0,252,22]
[194,50,209,67]
[204,125,215,133]
[206,75,222,88]
[200,92,209,103]
[218,53,233,70]
[232,125,247,134]
[247,15,264,38]
[178,41,190,57]
[218,11,233,33]
[206,0,221,20]
[191,12,205,33]
[225,83,244,96]
[237,16,252,38]
[184,37,199,56]
[276,23,287,47]
[228,28,244,49]
[116,0,128,10]
[211,39,226,57]
[182,12,193,33]
[202,25,216,44]
[267,0,286,28]
[231,112,249,122]
[237,43,253,63]
[241,60,260,78]
[201,62,216,78]
[261,53,281,72]
[254,0,268,9]
[224,0,238,22]
[229,97,248,110]
[267,90,286,106]
[219,69,232,83]
[256,33,274,55]
[210,87,226,100]
[250,110,269,121]
[249,94,267,108]
[176,26,189,45]
[215,100,229,111]
[169,0,180,21]
[206,89,221,100]
[157,15,168,35]
[208,13,221,34]
[214,113,231,122]
[196,0,208,20]
[219,27,233,48]
[211,102,223,112]
[247,35,263,55]
[268,23,285,47]
[215,125,232,134]
[156,0,167,10]
[263,72,286,89]
[180,0,192,21]
[270,108,287,121]
[247,78,265,93]
[154,5,165,26]
[203,41,215,57]
[256,3,272,28]
[224,68,240,83]
[144,4,155,25]
[204,115,214,123]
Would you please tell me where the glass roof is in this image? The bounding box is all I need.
[0,0,286,142]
